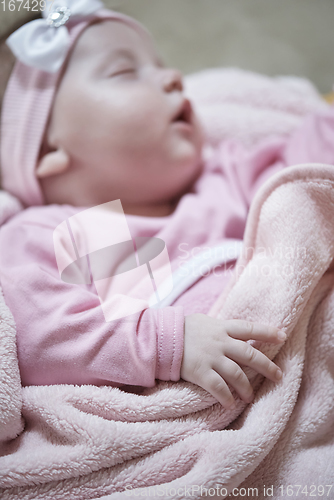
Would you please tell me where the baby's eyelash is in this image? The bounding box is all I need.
[110,68,136,77]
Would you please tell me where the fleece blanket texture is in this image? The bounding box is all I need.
[0,69,333,499]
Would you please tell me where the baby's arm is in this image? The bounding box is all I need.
[181,314,285,409]
[0,214,184,387]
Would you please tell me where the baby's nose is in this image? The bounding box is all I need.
[161,67,184,93]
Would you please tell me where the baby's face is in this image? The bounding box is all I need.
[42,20,204,212]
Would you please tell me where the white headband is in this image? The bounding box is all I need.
[6,0,104,73]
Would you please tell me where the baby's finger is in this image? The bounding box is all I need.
[224,319,286,343]
[213,358,254,404]
[200,370,236,410]
[225,340,283,383]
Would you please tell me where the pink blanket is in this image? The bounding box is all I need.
[0,69,333,499]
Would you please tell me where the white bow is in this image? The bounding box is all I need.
[6,0,104,73]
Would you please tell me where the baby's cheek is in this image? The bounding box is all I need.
[119,113,162,151]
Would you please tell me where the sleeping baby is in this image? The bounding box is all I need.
[1,0,333,410]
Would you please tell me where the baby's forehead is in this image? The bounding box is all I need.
[69,20,154,69]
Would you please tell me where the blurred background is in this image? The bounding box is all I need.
[1,0,334,111]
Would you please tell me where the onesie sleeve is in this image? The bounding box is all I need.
[214,106,334,211]
[0,216,185,387]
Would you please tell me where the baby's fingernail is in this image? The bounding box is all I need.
[276,368,283,380]
[277,330,286,340]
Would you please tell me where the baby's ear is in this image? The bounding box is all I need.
[36,148,70,178]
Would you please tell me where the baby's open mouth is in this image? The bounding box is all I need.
[172,98,193,124]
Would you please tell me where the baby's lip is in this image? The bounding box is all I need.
[172,98,193,124]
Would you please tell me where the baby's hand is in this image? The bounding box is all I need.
[181,314,286,409]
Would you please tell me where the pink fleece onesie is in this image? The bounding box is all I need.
[0,108,334,388]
